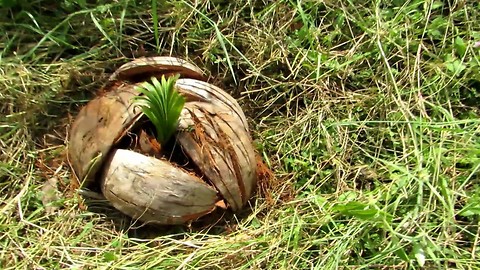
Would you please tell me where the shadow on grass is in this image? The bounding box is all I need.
[79,194,258,239]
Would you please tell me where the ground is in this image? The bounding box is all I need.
[1,0,480,269]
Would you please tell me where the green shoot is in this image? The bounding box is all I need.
[133,75,185,145]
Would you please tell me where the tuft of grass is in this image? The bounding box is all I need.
[134,75,185,145]
[1,0,480,269]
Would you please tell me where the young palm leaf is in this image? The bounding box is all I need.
[133,75,185,145]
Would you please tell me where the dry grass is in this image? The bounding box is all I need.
[1,0,480,269]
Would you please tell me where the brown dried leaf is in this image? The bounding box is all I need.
[137,129,162,158]
[40,177,60,215]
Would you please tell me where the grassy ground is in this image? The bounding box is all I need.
[1,0,480,269]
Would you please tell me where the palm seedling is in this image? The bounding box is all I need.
[133,74,185,146]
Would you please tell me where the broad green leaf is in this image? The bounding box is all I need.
[458,197,480,217]
[454,37,467,58]
[412,243,425,267]
[445,58,466,75]
[431,1,444,10]
[332,201,393,222]
[103,251,116,262]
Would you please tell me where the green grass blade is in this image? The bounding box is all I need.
[151,0,160,52]
[90,12,123,56]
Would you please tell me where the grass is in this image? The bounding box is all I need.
[1,0,480,269]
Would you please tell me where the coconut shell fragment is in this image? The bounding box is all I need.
[177,101,257,211]
[109,56,207,82]
[68,83,143,187]
[101,149,219,224]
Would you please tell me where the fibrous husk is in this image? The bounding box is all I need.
[177,101,257,211]
[109,56,206,82]
[101,149,219,224]
[175,78,250,132]
[68,83,143,187]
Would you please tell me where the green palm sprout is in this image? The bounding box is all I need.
[133,75,185,145]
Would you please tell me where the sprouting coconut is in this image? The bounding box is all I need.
[68,57,257,225]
